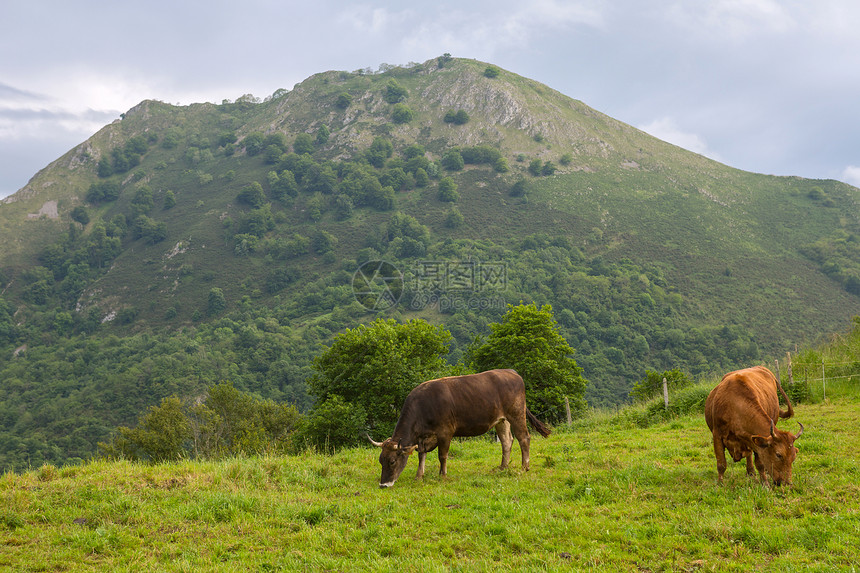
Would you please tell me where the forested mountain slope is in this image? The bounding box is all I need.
[1,56,858,469]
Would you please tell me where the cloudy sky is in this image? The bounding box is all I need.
[2,0,859,198]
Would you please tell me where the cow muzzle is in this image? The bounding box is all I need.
[379,481,395,489]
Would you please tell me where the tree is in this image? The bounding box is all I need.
[335,92,352,109]
[366,137,394,168]
[264,144,285,165]
[541,161,557,176]
[236,181,266,208]
[368,185,395,211]
[391,103,414,124]
[163,190,176,209]
[438,177,459,202]
[271,169,298,199]
[311,230,337,254]
[70,206,89,225]
[86,181,121,204]
[131,186,154,216]
[484,66,500,78]
[630,369,693,403]
[316,124,330,145]
[334,194,354,220]
[404,144,425,159]
[444,110,470,125]
[414,167,430,187]
[302,163,338,194]
[309,319,452,439]
[132,215,167,244]
[383,79,408,103]
[188,382,301,458]
[238,205,274,237]
[98,396,191,463]
[467,303,588,423]
[510,179,528,197]
[444,207,464,228]
[243,132,265,156]
[296,395,367,451]
[441,149,464,171]
[208,287,227,316]
[293,133,315,155]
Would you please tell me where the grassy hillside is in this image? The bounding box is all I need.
[1,56,860,470]
[2,395,856,571]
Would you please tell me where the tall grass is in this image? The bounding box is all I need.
[2,398,857,571]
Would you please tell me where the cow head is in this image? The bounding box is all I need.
[751,420,803,486]
[368,435,418,488]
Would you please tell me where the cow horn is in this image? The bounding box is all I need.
[770,418,776,438]
[366,434,384,448]
[795,422,804,439]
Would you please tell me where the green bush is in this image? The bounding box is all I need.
[99,384,302,462]
[392,103,414,124]
[645,383,711,422]
[295,395,367,452]
[631,368,693,403]
[98,396,191,463]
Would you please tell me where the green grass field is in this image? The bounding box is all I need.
[2,393,858,572]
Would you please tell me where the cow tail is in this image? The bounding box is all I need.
[776,377,794,419]
[526,408,552,437]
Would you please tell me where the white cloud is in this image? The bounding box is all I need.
[637,117,723,161]
[337,6,407,35]
[840,166,860,188]
[668,0,796,40]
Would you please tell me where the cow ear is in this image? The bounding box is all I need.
[751,434,773,448]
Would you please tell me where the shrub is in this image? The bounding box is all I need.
[631,369,693,403]
[392,103,414,124]
[335,92,352,109]
[441,150,464,171]
[98,396,191,463]
[438,177,459,202]
[295,395,367,452]
[644,383,712,423]
[383,79,408,104]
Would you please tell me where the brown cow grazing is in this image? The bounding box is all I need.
[368,369,551,488]
[705,366,803,486]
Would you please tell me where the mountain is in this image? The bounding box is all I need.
[1,56,859,468]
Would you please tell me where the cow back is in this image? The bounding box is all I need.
[397,369,526,439]
[705,366,782,438]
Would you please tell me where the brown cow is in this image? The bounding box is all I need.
[705,366,803,486]
[368,369,551,488]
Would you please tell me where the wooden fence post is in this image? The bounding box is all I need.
[662,377,669,410]
[822,359,827,402]
[564,396,572,426]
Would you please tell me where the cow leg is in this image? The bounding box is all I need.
[509,415,532,471]
[745,453,756,478]
[712,434,727,483]
[752,452,768,484]
[495,419,513,469]
[416,450,427,479]
[437,437,451,476]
